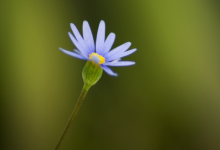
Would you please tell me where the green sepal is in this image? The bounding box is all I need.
[82,61,103,89]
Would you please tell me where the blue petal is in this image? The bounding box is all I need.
[105,42,131,59]
[107,48,137,61]
[59,47,88,60]
[96,20,105,54]
[92,55,100,64]
[101,33,115,56]
[70,23,89,53]
[73,49,81,54]
[83,21,95,54]
[104,61,135,66]
[68,32,89,57]
[101,65,118,77]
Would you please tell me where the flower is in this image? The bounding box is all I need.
[59,20,136,76]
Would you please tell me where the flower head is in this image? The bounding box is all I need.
[59,20,136,76]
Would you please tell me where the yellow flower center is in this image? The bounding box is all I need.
[89,53,105,64]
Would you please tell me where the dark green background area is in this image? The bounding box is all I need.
[1,0,220,150]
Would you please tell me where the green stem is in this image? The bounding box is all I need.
[54,83,91,150]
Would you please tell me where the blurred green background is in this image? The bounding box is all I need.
[1,0,220,150]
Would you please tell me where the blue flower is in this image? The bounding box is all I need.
[59,20,136,76]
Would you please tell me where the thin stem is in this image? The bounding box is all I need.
[54,83,91,150]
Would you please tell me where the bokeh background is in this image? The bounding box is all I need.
[1,0,220,150]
